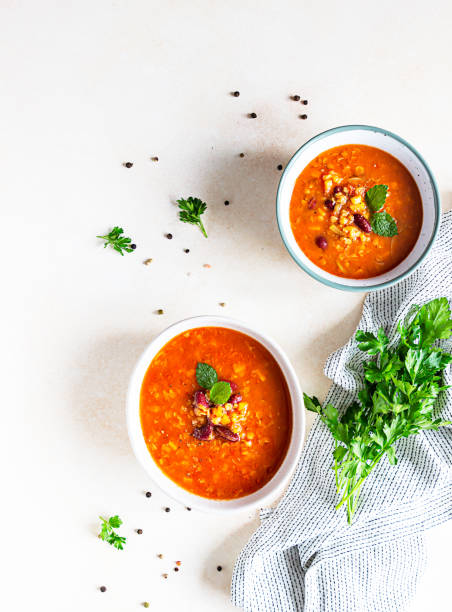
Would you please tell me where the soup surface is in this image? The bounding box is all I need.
[140,327,292,499]
[289,144,423,278]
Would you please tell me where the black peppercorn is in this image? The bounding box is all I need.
[124,162,133,168]
[137,529,143,534]
[232,91,240,97]
[302,99,308,105]
[174,567,179,572]
[166,233,173,239]
[300,114,308,120]
[217,566,222,572]
[224,200,230,206]
[131,244,136,250]
[277,164,283,171]
[239,152,245,158]
[184,248,190,253]
[145,491,152,498]
[164,507,170,513]
[186,507,192,511]
[292,95,300,101]
[249,112,257,118]
[100,586,107,592]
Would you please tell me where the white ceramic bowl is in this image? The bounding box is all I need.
[277,125,441,291]
[126,316,305,513]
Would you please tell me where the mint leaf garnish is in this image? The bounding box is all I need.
[365,184,388,213]
[196,362,218,389]
[371,211,398,237]
[209,381,232,405]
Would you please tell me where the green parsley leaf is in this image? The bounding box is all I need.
[96,226,135,255]
[98,515,126,550]
[356,328,389,355]
[371,211,398,237]
[177,197,208,238]
[414,297,452,346]
[108,515,122,529]
[196,362,218,389]
[303,393,322,414]
[365,184,388,212]
[209,381,232,405]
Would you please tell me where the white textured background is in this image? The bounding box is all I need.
[3,1,451,610]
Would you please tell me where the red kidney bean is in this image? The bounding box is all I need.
[307,197,317,209]
[214,425,240,442]
[219,380,238,393]
[230,393,242,405]
[353,214,371,233]
[333,185,343,195]
[193,418,213,441]
[315,236,328,250]
[193,390,210,409]
[324,199,335,210]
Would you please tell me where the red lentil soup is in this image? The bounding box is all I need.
[140,327,292,500]
[289,144,423,278]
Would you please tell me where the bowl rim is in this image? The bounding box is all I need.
[276,124,441,292]
[126,315,305,513]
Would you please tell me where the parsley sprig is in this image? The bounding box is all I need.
[97,226,135,255]
[304,297,452,524]
[98,515,127,550]
[177,197,208,238]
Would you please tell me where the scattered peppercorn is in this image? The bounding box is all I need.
[174,567,179,572]
[162,573,168,579]
[137,529,143,534]
[239,153,245,158]
[143,259,153,266]
[224,200,230,206]
[217,566,222,572]
[186,507,192,511]
[301,99,308,105]
[175,561,182,566]
[166,233,173,240]
[184,248,190,253]
[131,244,136,250]
[164,507,170,512]
[232,91,240,97]
[100,586,107,592]
[145,491,152,497]
[203,263,211,268]
[123,162,133,168]
[292,95,300,101]
[300,114,308,120]
[249,112,257,118]
[219,302,226,307]
[157,554,163,559]
[277,164,283,171]
[156,309,164,315]
[151,156,159,162]
[143,603,150,608]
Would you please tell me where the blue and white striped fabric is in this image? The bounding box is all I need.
[231,211,452,612]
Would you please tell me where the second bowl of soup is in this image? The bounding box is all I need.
[277,125,440,291]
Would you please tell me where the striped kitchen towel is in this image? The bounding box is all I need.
[231,210,452,612]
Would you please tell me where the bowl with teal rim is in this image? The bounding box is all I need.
[276,125,441,291]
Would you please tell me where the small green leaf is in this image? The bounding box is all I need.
[108,515,122,529]
[365,184,388,212]
[371,211,398,237]
[303,393,322,413]
[195,362,218,389]
[209,381,232,405]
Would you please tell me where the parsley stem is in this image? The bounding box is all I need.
[198,219,207,238]
[335,452,385,511]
